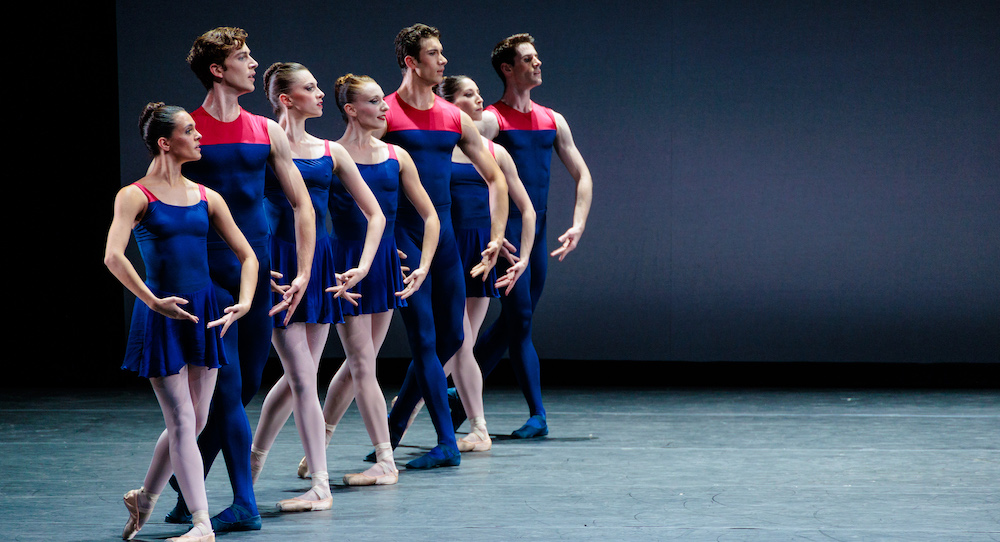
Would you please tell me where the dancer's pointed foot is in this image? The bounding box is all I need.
[404,445,461,469]
[511,414,548,439]
[122,488,156,540]
[250,446,267,485]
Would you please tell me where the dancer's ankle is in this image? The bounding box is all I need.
[250,446,268,484]
[311,471,332,499]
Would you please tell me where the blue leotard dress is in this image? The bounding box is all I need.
[450,140,500,298]
[122,183,228,378]
[329,144,407,317]
[264,140,342,328]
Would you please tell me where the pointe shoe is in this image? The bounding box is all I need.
[166,530,215,542]
[276,495,333,512]
[343,463,399,486]
[457,432,492,452]
[297,456,310,479]
[122,488,154,540]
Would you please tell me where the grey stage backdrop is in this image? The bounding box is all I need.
[114,0,998,364]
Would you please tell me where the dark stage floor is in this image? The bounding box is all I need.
[2,384,998,541]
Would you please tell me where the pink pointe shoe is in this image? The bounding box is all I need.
[457,431,493,452]
[122,488,153,540]
[166,520,215,542]
[343,462,399,486]
[166,531,215,542]
[276,495,334,512]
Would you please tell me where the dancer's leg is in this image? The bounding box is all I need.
[478,217,547,410]
[252,324,328,481]
[197,246,270,529]
[447,297,490,420]
[445,297,492,451]
[268,323,331,503]
[320,309,387,429]
[302,312,393,478]
[386,226,461,467]
[336,312,398,483]
[127,366,217,540]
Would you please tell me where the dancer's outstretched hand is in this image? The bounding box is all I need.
[269,270,290,295]
[471,240,502,281]
[209,301,251,337]
[151,296,199,323]
[327,268,366,307]
[396,266,428,300]
[495,258,528,296]
[551,226,583,261]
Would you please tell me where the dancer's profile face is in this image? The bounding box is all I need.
[215,44,258,93]
[451,79,484,121]
[284,70,325,119]
[508,43,542,88]
[165,112,202,161]
[410,37,447,84]
[351,82,389,129]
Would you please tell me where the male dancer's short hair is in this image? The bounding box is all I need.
[187,26,249,90]
[394,23,441,72]
[490,33,536,87]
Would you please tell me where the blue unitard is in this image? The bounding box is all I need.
[381,93,467,452]
[473,100,558,420]
[451,140,500,298]
[328,144,406,316]
[122,183,228,378]
[264,140,342,327]
[177,106,275,517]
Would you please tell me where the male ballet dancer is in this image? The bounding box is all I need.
[463,32,594,438]
[165,26,315,531]
[377,23,508,469]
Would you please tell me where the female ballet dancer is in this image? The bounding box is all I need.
[296,73,440,484]
[437,75,535,451]
[106,102,258,542]
[248,63,386,508]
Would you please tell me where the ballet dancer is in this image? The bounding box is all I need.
[468,33,594,438]
[107,102,259,542]
[249,62,386,510]
[376,23,509,469]
[297,73,441,484]
[433,74,536,452]
[164,27,316,532]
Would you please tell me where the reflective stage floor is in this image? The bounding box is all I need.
[2,383,998,541]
